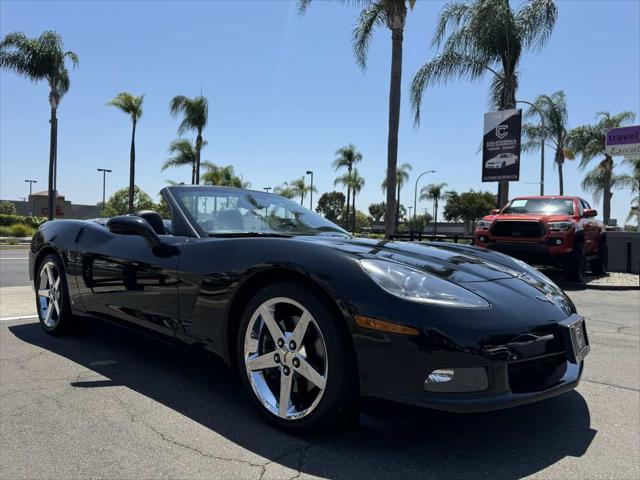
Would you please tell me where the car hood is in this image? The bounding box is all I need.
[299,236,529,284]
[489,213,572,222]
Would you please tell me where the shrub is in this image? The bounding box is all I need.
[0,214,47,228]
[0,226,12,237]
[0,201,17,215]
[9,223,35,237]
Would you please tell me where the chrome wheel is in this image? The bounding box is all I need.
[37,261,62,328]
[243,297,328,420]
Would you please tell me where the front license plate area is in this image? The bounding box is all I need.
[559,314,590,364]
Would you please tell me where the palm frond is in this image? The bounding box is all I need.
[515,0,557,51]
[352,1,386,70]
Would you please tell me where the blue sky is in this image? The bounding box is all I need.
[1,0,639,224]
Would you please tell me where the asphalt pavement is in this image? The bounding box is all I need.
[0,245,639,479]
[0,246,30,288]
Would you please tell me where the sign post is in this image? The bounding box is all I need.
[482,109,522,183]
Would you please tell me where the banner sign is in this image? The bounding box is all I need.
[605,125,640,158]
[482,109,522,182]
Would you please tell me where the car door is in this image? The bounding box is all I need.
[76,224,185,338]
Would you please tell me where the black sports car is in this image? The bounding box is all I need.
[29,185,590,432]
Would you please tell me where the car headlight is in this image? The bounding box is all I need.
[360,259,490,308]
[548,221,572,231]
[477,220,492,230]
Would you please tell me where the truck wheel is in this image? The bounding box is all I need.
[565,241,586,283]
[590,242,608,276]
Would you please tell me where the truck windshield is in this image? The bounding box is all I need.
[503,198,574,215]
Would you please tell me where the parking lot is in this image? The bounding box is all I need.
[1,247,639,479]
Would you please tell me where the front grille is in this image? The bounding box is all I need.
[508,353,567,393]
[491,221,545,238]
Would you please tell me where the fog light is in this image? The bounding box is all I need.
[427,369,455,383]
[479,236,487,243]
[555,238,563,245]
[424,367,489,393]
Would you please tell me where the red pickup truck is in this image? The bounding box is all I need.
[474,196,607,282]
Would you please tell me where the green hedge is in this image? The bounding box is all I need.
[0,214,47,228]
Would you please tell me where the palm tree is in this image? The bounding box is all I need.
[332,144,363,228]
[420,182,448,234]
[620,158,640,228]
[410,0,558,207]
[162,139,205,184]
[300,1,417,238]
[108,92,144,213]
[170,95,208,185]
[0,31,78,220]
[382,162,412,230]
[350,169,366,233]
[290,177,317,206]
[201,162,249,188]
[569,111,636,224]
[522,91,574,195]
[274,183,297,199]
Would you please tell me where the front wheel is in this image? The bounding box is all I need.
[236,283,357,432]
[35,254,74,335]
[565,242,586,283]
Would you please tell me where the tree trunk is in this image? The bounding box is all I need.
[497,86,516,209]
[345,166,352,229]
[603,156,613,225]
[128,120,137,213]
[434,199,438,235]
[384,27,404,239]
[396,186,401,230]
[352,190,357,234]
[195,131,203,185]
[47,106,57,221]
[558,160,564,195]
[192,162,196,185]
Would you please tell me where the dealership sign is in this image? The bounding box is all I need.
[605,125,640,158]
[482,109,522,182]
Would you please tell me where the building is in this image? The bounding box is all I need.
[2,192,100,219]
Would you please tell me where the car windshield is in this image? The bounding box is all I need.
[502,198,574,215]
[170,186,350,238]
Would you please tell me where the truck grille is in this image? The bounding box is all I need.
[508,352,567,393]
[491,221,545,238]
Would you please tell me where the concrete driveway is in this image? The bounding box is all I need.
[0,283,638,479]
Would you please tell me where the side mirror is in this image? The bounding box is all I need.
[490,209,500,215]
[583,209,598,218]
[107,216,162,249]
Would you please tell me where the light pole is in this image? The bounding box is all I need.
[413,170,436,228]
[306,170,314,210]
[97,168,112,215]
[407,206,413,228]
[24,179,37,216]
[517,100,545,196]
[263,187,272,193]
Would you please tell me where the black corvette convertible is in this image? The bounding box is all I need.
[29,185,590,431]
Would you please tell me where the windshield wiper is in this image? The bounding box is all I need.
[208,232,294,238]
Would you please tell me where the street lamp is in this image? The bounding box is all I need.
[413,170,437,229]
[517,100,545,196]
[97,168,112,214]
[407,206,413,227]
[263,187,272,193]
[306,170,314,210]
[24,179,37,216]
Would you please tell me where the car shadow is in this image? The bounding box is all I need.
[9,319,597,480]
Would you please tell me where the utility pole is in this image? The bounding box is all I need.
[97,168,112,215]
[306,171,314,210]
[24,179,37,216]
[517,100,545,196]
[413,170,436,227]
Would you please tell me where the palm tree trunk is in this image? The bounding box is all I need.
[352,188,356,233]
[195,132,203,185]
[384,27,403,239]
[128,119,137,213]
[497,85,516,209]
[345,166,352,229]
[434,199,438,235]
[396,186,401,231]
[47,106,57,221]
[558,160,564,195]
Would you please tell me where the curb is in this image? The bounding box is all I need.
[585,283,639,291]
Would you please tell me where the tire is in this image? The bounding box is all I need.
[590,241,608,276]
[236,282,357,433]
[565,241,586,283]
[34,254,74,335]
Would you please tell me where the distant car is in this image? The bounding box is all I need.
[486,152,519,168]
[30,186,589,432]
[475,196,607,282]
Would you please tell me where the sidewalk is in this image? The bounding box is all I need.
[0,286,37,319]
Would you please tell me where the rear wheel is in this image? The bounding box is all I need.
[565,241,586,283]
[236,283,357,432]
[35,254,74,335]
